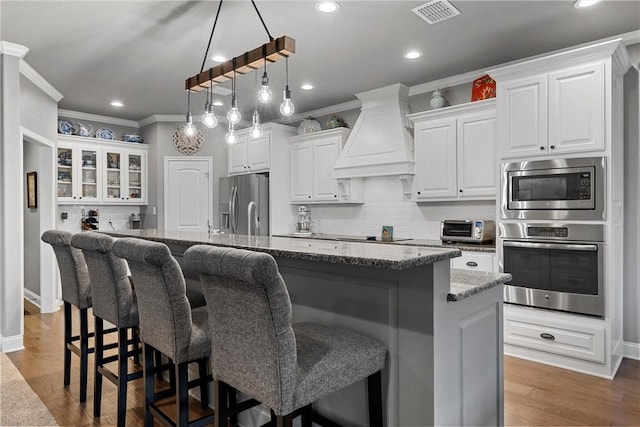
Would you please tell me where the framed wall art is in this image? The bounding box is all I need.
[27,171,37,209]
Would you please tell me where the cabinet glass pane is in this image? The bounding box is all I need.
[81,149,98,198]
[106,151,121,199]
[57,148,73,198]
[128,154,142,200]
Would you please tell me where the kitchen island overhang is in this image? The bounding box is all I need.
[104,229,509,426]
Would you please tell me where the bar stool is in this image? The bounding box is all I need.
[111,237,213,427]
[70,232,142,426]
[41,230,104,403]
[184,245,387,427]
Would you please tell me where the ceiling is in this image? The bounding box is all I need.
[2,1,639,124]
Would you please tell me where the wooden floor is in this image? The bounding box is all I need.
[7,300,640,426]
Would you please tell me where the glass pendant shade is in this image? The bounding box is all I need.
[225,123,237,145]
[257,72,273,104]
[280,87,295,117]
[184,112,196,137]
[227,97,241,124]
[202,103,218,129]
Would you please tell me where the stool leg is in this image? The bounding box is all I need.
[93,317,104,417]
[228,386,238,426]
[143,343,155,427]
[79,308,90,403]
[367,370,383,427]
[63,302,72,387]
[198,358,209,408]
[176,362,189,427]
[132,328,141,365]
[117,328,129,427]
[214,380,229,427]
[276,414,293,427]
[300,405,312,427]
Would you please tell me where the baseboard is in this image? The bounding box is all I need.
[23,289,41,308]
[1,334,24,353]
[623,341,640,360]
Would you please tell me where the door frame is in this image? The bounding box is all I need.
[163,156,213,231]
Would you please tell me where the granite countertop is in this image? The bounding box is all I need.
[448,269,512,301]
[275,233,496,253]
[104,229,461,270]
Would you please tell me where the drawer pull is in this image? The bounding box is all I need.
[466,261,478,267]
[540,333,555,340]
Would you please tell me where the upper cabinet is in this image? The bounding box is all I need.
[288,128,363,204]
[408,100,497,202]
[228,131,271,175]
[488,39,630,160]
[57,135,148,205]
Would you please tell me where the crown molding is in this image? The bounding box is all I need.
[619,29,640,46]
[20,61,63,102]
[58,109,139,128]
[0,41,29,58]
[409,69,485,96]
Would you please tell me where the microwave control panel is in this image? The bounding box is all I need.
[527,226,569,238]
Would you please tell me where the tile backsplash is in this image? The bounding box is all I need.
[57,205,141,233]
[293,177,496,239]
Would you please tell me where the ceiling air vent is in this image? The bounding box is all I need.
[412,0,461,24]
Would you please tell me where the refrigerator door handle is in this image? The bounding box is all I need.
[232,186,239,233]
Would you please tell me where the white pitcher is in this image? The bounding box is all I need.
[75,122,93,137]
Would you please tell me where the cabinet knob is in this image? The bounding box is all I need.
[466,261,478,267]
[417,191,421,195]
[550,145,556,149]
[73,197,77,199]
[459,189,463,193]
[334,194,337,198]
[308,195,311,199]
[539,146,545,151]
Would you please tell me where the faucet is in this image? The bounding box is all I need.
[247,201,257,238]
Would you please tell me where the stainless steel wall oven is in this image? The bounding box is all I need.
[501,157,605,220]
[500,223,604,318]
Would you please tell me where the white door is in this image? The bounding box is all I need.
[290,141,313,202]
[164,157,212,231]
[414,118,457,200]
[458,111,497,198]
[313,137,340,201]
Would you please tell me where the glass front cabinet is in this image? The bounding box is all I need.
[57,136,147,205]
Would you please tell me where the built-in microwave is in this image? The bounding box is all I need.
[501,157,605,220]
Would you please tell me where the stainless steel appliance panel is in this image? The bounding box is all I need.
[219,174,269,236]
[501,157,605,220]
[500,223,604,318]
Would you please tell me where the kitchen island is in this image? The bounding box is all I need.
[105,229,510,426]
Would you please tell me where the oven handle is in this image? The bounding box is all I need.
[503,241,598,252]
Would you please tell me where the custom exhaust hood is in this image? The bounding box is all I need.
[333,83,415,180]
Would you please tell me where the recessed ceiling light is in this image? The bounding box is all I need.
[110,100,124,107]
[315,1,340,13]
[404,51,422,60]
[212,100,224,107]
[574,0,601,7]
[211,55,226,62]
[301,84,314,90]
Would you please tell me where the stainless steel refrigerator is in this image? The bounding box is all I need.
[219,173,269,236]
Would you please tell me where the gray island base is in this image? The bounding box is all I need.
[105,229,510,426]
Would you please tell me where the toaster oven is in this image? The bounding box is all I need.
[440,220,496,243]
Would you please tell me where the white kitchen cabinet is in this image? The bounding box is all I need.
[57,143,102,203]
[57,135,148,205]
[451,251,495,272]
[289,128,362,203]
[228,131,270,175]
[494,62,605,159]
[408,100,496,202]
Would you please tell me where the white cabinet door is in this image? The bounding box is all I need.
[124,150,147,204]
[247,135,270,172]
[414,118,457,200]
[498,74,548,159]
[57,144,102,203]
[313,137,340,201]
[548,62,605,154]
[457,111,496,198]
[290,142,313,202]
[228,138,248,175]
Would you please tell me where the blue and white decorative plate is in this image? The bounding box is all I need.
[58,119,75,135]
[95,128,116,141]
[121,133,143,143]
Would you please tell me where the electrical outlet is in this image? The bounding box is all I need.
[61,212,68,220]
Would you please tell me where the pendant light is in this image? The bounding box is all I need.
[227,60,241,125]
[183,89,196,137]
[202,85,218,128]
[250,69,264,139]
[280,57,295,117]
[257,47,273,104]
[225,122,237,145]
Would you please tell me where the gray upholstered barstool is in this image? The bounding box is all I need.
[42,229,103,403]
[70,232,142,426]
[111,237,212,427]
[184,245,387,427]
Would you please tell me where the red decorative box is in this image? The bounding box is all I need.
[471,75,496,101]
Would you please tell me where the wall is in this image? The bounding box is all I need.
[56,205,141,233]
[140,121,227,230]
[21,77,57,141]
[623,67,639,345]
[23,142,40,295]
